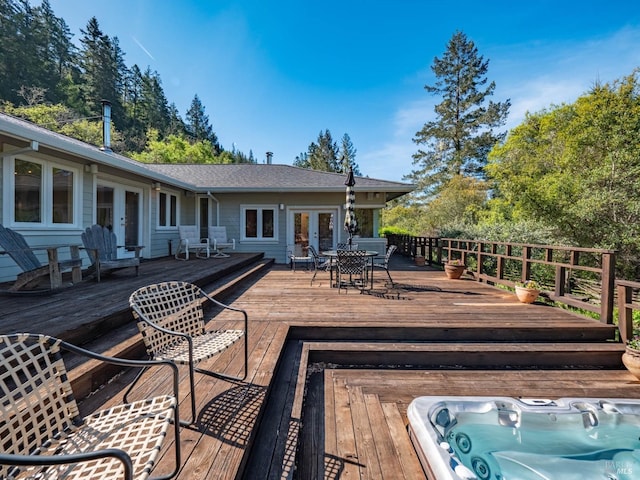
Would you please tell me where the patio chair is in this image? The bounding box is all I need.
[307,245,332,285]
[208,226,235,258]
[287,244,312,271]
[82,224,144,281]
[128,281,248,425]
[336,249,368,294]
[175,225,210,260]
[370,244,397,285]
[0,333,181,480]
[0,224,82,292]
[337,242,359,251]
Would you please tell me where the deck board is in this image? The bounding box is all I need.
[3,254,638,479]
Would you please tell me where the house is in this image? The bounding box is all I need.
[0,111,414,284]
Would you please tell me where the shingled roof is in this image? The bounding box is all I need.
[142,163,413,196]
[1,112,414,200]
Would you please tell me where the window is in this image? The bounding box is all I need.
[355,209,374,237]
[241,206,277,241]
[12,158,77,225]
[158,192,178,227]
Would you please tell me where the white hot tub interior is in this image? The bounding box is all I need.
[407,396,640,480]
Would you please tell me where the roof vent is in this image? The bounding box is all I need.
[266,151,273,164]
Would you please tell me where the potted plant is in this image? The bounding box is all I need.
[515,280,540,303]
[444,259,466,279]
[622,335,640,380]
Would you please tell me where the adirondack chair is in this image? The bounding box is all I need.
[0,224,82,292]
[81,224,144,282]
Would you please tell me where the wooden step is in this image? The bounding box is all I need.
[68,258,274,399]
[305,341,625,369]
[289,323,618,343]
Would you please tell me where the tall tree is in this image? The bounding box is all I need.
[338,133,361,175]
[409,30,510,200]
[486,71,640,278]
[185,94,220,153]
[294,129,340,172]
[78,17,125,120]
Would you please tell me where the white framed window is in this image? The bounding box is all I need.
[8,156,80,226]
[241,205,278,241]
[158,191,179,227]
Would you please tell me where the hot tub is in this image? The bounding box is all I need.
[407,396,640,480]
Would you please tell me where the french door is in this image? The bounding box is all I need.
[290,209,337,254]
[96,182,142,257]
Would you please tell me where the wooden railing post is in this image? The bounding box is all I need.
[617,282,634,343]
[522,246,532,282]
[601,252,615,324]
[477,242,484,279]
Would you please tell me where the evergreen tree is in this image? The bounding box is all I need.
[409,30,510,200]
[35,0,75,103]
[301,129,340,172]
[167,102,186,136]
[78,17,124,121]
[185,94,220,153]
[338,133,361,175]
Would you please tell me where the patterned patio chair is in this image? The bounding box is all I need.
[370,244,397,285]
[307,245,332,286]
[174,225,210,260]
[0,333,181,480]
[336,249,368,294]
[128,281,248,425]
[337,242,359,251]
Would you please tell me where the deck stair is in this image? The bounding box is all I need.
[65,255,273,398]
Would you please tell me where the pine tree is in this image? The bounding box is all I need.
[338,133,361,175]
[78,17,125,120]
[185,94,220,153]
[409,30,510,199]
[305,130,340,172]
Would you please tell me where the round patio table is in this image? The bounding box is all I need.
[321,250,378,289]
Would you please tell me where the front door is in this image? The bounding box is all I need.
[96,182,142,257]
[290,209,337,254]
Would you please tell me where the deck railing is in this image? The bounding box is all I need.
[386,235,617,324]
[617,279,640,344]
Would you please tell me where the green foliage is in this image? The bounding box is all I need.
[380,203,429,236]
[486,70,640,278]
[1,102,123,148]
[409,30,510,201]
[131,133,217,164]
[378,225,411,237]
[295,129,361,174]
[0,1,262,163]
[185,94,219,152]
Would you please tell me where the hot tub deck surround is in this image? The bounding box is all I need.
[2,254,639,479]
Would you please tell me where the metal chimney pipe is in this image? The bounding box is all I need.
[266,151,273,164]
[100,100,112,152]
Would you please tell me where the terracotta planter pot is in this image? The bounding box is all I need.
[622,347,640,380]
[415,256,425,266]
[444,264,465,279]
[515,286,539,304]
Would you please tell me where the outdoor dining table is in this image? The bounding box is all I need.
[322,250,378,289]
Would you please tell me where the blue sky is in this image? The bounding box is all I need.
[45,0,640,182]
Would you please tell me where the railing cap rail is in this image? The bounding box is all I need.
[440,238,617,255]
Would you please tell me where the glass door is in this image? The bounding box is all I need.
[96,182,142,257]
[290,209,338,254]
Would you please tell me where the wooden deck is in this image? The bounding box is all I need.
[3,254,640,479]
